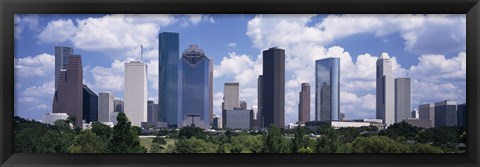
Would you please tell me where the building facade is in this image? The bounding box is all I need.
[419,103,435,127]
[224,83,240,110]
[43,113,69,125]
[54,46,74,90]
[315,57,340,121]
[298,83,310,123]
[225,109,252,130]
[82,85,98,123]
[178,45,211,129]
[411,109,419,119]
[114,99,124,113]
[98,92,114,122]
[52,55,83,128]
[257,75,264,128]
[262,47,285,128]
[124,61,148,127]
[158,32,179,127]
[376,53,395,126]
[394,78,411,123]
[147,100,159,122]
[434,100,457,127]
[457,103,466,126]
[212,116,222,129]
[240,101,247,110]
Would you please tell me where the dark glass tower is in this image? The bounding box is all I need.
[158,32,179,127]
[298,83,310,123]
[178,45,211,129]
[83,84,98,123]
[315,57,340,121]
[262,47,285,128]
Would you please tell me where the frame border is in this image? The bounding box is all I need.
[1,0,479,167]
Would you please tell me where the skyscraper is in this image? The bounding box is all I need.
[376,53,395,126]
[159,32,179,127]
[114,99,124,113]
[124,61,148,127]
[240,101,247,110]
[98,92,114,122]
[434,100,457,127]
[83,84,98,123]
[54,46,74,90]
[394,78,411,123]
[419,103,435,127]
[178,45,211,129]
[209,57,214,124]
[52,55,83,128]
[224,83,240,110]
[262,47,285,128]
[457,103,466,126]
[315,57,340,121]
[147,100,158,122]
[298,83,310,123]
[257,75,263,128]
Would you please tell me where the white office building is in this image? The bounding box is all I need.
[42,113,69,125]
[124,61,147,127]
[98,92,114,122]
[376,53,395,126]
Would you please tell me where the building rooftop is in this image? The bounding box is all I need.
[378,52,390,60]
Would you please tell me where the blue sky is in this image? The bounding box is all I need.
[14,14,466,125]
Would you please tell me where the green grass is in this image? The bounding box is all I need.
[139,137,176,153]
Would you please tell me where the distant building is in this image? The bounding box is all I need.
[240,101,247,110]
[339,113,345,121]
[298,83,310,124]
[212,115,222,129]
[419,103,435,127]
[257,75,264,128]
[109,112,119,125]
[404,118,432,128]
[147,100,158,122]
[158,32,179,127]
[305,120,385,130]
[376,53,395,126]
[225,109,252,130]
[54,46,74,90]
[114,99,124,113]
[52,55,83,128]
[315,57,340,121]
[43,113,69,125]
[98,92,114,122]
[124,61,148,127]
[411,109,419,119]
[394,78,411,123]
[82,85,98,123]
[141,122,168,129]
[434,100,457,127]
[457,103,466,126]
[262,47,285,128]
[178,45,211,129]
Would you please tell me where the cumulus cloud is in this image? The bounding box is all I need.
[14,53,55,78]
[15,14,40,39]
[226,42,237,47]
[38,19,76,44]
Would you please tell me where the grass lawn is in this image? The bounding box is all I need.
[139,137,176,153]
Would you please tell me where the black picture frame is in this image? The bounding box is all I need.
[1,0,479,166]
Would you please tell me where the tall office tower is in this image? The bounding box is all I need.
[158,32,179,127]
[394,78,411,123]
[98,92,114,122]
[376,53,395,126]
[124,61,148,127]
[434,100,457,127]
[52,55,83,128]
[257,75,264,128]
[262,47,285,128]
[457,103,466,126]
[54,46,74,90]
[147,100,159,122]
[212,116,223,129]
[240,101,247,110]
[315,57,340,121]
[114,99,124,113]
[209,57,214,123]
[224,83,240,110]
[298,83,310,123]
[419,103,435,127]
[411,109,419,119]
[83,85,98,123]
[178,45,211,129]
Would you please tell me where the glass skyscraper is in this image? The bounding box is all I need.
[178,45,211,129]
[262,47,285,128]
[315,57,340,121]
[158,32,179,127]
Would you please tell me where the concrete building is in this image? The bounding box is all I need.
[178,45,211,129]
[434,100,457,127]
[298,83,310,123]
[42,113,69,125]
[457,103,466,126]
[257,75,264,128]
[411,109,419,119]
[158,32,179,126]
[109,112,119,125]
[212,115,222,129]
[209,57,214,124]
[394,78,411,123]
[419,103,435,127]
[376,52,395,126]
[315,58,340,121]
[240,101,247,110]
[114,99,124,113]
[262,47,285,128]
[404,118,432,128]
[52,55,83,128]
[225,109,252,130]
[82,85,98,123]
[147,100,158,122]
[98,92,114,122]
[224,83,240,110]
[124,61,148,127]
[305,119,385,130]
[54,46,74,90]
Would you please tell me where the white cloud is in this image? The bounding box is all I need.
[15,14,40,39]
[38,19,76,44]
[226,42,237,47]
[87,60,126,93]
[14,53,55,78]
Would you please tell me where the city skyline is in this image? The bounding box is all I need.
[14,14,466,125]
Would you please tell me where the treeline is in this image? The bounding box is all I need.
[15,114,466,153]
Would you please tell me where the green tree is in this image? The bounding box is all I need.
[108,112,147,153]
[229,135,264,153]
[174,137,217,153]
[351,136,411,153]
[379,121,421,141]
[410,143,443,153]
[291,126,312,153]
[315,125,340,153]
[91,121,112,141]
[263,125,289,153]
[68,130,108,153]
[178,126,207,140]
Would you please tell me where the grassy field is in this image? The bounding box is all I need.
[139,137,176,153]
